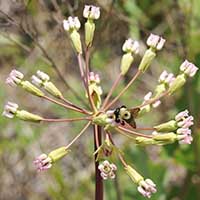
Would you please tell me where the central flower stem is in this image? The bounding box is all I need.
[93,125,103,200]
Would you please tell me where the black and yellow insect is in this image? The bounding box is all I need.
[113,105,140,128]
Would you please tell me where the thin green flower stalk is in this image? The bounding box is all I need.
[3,4,199,200]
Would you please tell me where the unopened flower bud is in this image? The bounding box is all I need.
[2,101,18,118]
[6,69,24,87]
[48,147,70,163]
[168,74,186,95]
[120,52,134,75]
[98,160,117,179]
[180,60,198,77]
[138,49,156,72]
[135,137,155,145]
[21,81,44,97]
[154,120,177,132]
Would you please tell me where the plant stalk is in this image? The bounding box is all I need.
[93,125,103,200]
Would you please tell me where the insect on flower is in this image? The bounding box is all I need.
[113,105,140,128]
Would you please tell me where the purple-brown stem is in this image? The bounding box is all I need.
[43,95,89,114]
[103,70,141,111]
[60,96,91,114]
[93,125,103,200]
[41,116,91,122]
[101,73,123,109]
[77,53,96,111]
[117,126,153,138]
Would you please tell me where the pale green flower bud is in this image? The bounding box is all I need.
[154,83,166,97]
[154,120,177,132]
[120,52,134,75]
[138,49,156,72]
[43,82,63,98]
[125,165,144,184]
[21,81,44,97]
[153,132,177,143]
[16,110,43,122]
[168,74,186,95]
[135,137,155,145]
[85,19,95,47]
[70,30,82,54]
[48,147,70,163]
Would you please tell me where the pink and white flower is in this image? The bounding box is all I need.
[180,60,198,77]
[147,34,166,50]
[83,5,100,19]
[98,160,117,180]
[2,101,18,118]
[34,154,52,172]
[137,179,157,198]
[89,72,100,83]
[122,38,140,54]
[63,16,81,31]
[175,110,194,128]
[177,128,193,144]
[158,70,175,86]
[143,92,161,108]
[6,69,24,87]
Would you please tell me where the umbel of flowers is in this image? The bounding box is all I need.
[2,4,198,199]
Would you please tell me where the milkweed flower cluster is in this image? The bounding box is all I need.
[2,4,198,199]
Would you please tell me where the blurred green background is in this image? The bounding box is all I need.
[0,0,200,199]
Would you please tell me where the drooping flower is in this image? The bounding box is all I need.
[180,60,198,77]
[175,110,194,128]
[2,101,18,118]
[34,154,52,172]
[137,179,157,198]
[147,33,166,50]
[98,160,117,179]
[6,69,24,87]
[83,5,100,19]
[177,128,193,144]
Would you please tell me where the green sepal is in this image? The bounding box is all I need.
[21,81,44,97]
[138,49,156,72]
[48,147,71,163]
[168,74,186,95]
[16,110,43,122]
[125,165,144,184]
[70,30,82,54]
[153,132,177,144]
[120,52,134,75]
[43,81,62,98]
[85,20,95,47]
[154,120,177,132]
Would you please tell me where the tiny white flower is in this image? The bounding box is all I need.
[83,5,100,19]
[63,16,81,32]
[36,70,50,82]
[180,60,198,77]
[122,38,139,54]
[147,33,166,50]
[6,69,24,87]
[2,101,18,118]
[31,75,43,87]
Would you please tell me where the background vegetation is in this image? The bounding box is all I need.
[0,0,200,199]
